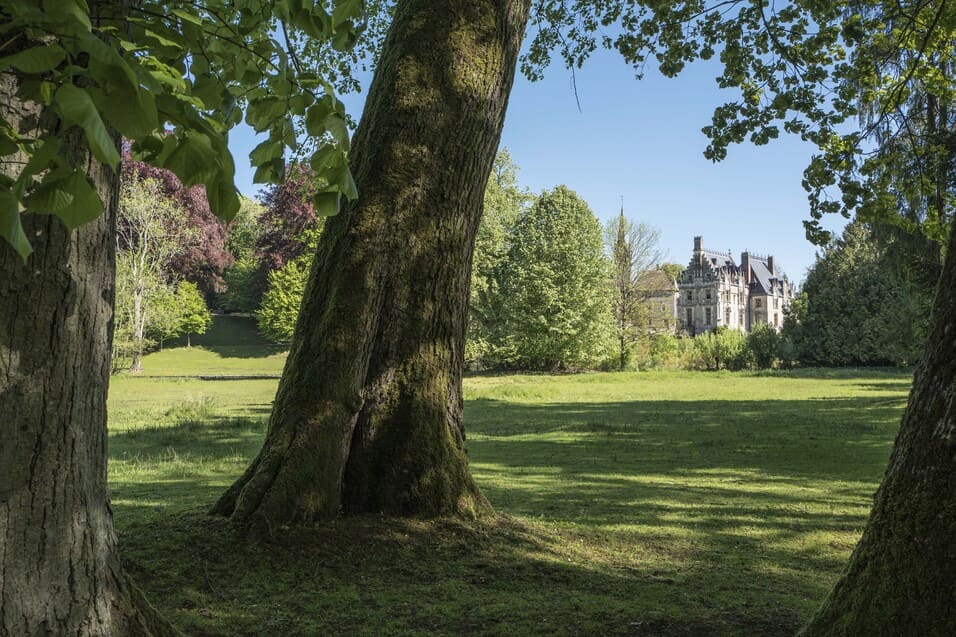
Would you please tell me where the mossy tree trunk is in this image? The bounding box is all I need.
[0,15,176,636]
[213,0,531,527]
[800,222,956,635]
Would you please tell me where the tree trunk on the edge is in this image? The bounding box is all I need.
[0,32,175,637]
[213,0,531,527]
[800,222,956,635]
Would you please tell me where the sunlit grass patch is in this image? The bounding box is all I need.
[108,366,910,636]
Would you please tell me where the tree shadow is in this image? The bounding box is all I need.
[108,389,906,635]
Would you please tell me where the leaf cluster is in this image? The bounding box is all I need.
[0,0,366,259]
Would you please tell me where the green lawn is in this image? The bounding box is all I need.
[109,358,911,636]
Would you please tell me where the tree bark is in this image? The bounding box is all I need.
[800,222,956,635]
[0,30,175,637]
[213,0,531,527]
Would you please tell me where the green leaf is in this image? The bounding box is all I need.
[0,45,66,73]
[26,173,74,213]
[312,191,341,217]
[0,190,32,260]
[52,170,103,229]
[21,137,62,179]
[43,0,91,30]
[54,84,119,169]
[163,132,219,187]
[100,86,158,139]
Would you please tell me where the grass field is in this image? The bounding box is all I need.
[109,334,912,636]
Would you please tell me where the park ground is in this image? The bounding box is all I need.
[108,316,912,636]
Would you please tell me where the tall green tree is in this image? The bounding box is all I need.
[492,186,612,369]
[256,257,310,344]
[467,148,531,368]
[787,220,929,367]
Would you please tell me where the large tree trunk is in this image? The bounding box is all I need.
[0,32,175,637]
[800,222,956,635]
[213,0,531,527]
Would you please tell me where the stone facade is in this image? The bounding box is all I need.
[676,236,796,335]
[636,270,679,334]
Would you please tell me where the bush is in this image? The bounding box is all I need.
[747,323,778,369]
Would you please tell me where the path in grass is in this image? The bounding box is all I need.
[108,361,910,636]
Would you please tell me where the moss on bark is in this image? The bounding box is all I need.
[213,0,530,528]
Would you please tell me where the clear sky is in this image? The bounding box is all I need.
[230,47,849,285]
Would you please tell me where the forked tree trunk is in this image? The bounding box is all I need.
[0,33,175,637]
[213,0,531,527]
[800,222,956,635]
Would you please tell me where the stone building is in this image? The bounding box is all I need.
[677,236,796,335]
[636,270,679,334]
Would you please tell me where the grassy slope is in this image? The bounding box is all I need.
[109,351,910,636]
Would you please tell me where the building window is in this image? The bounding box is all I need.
[705,308,712,325]
[774,313,779,327]
[739,309,744,325]
[686,308,693,326]
[706,290,712,300]
[725,307,731,324]
[755,298,762,308]
[686,291,692,301]
[774,297,779,309]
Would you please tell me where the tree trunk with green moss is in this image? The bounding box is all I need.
[800,222,956,635]
[0,41,176,636]
[213,0,531,527]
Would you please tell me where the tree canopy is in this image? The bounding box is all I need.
[0,0,362,259]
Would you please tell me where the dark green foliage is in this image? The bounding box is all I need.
[219,257,263,314]
[785,221,932,367]
[693,327,748,371]
[491,185,612,370]
[747,323,779,369]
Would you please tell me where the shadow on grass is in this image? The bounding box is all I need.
[108,390,907,636]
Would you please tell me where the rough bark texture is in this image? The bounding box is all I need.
[800,222,956,635]
[0,33,175,637]
[214,0,532,527]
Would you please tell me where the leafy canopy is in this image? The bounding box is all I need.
[0,0,365,259]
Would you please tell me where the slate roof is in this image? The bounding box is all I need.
[749,259,774,294]
[701,251,736,270]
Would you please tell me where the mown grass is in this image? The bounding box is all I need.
[108,362,911,636]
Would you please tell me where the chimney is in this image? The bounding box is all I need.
[741,252,750,284]
[693,236,703,252]
[767,255,775,275]
[693,236,703,268]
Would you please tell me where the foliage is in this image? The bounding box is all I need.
[657,262,685,283]
[747,323,780,370]
[493,186,612,370]
[257,257,309,343]
[124,160,233,298]
[255,164,323,275]
[519,0,956,245]
[605,212,664,370]
[114,174,196,371]
[227,197,266,262]
[219,257,262,314]
[145,284,185,349]
[693,327,748,371]
[467,149,532,368]
[783,221,931,366]
[0,0,361,259]
[176,281,212,344]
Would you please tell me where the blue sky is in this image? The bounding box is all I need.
[230,47,848,284]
